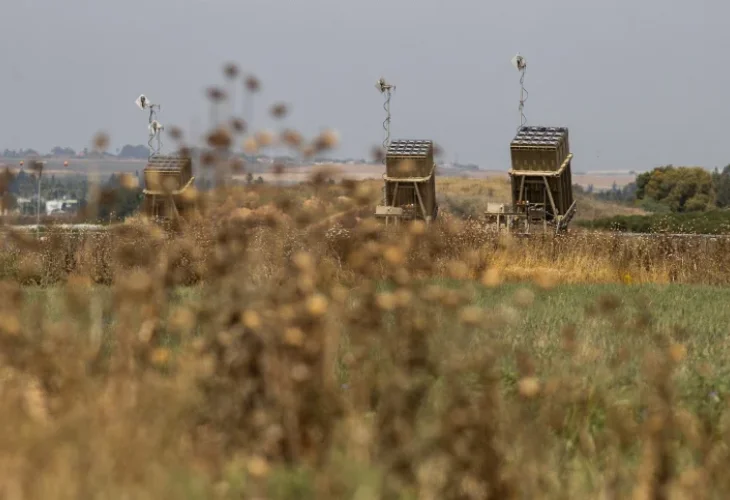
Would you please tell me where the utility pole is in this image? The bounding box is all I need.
[34,161,45,237]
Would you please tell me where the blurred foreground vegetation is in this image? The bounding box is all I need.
[3,187,730,497]
[7,268,730,498]
[1,67,729,499]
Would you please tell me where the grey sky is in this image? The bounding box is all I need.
[2,0,727,172]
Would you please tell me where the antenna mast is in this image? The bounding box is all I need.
[148,103,163,157]
[511,54,528,131]
[135,94,164,157]
[376,77,395,161]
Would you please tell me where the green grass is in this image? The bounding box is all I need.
[17,281,730,498]
[465,281,730,338]
[368,280,730,416]
[577,210,730,234]
[24,281,730,365]
[26,281,726,405]
[468,282,730,381]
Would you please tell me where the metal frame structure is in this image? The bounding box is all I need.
[509,155,577,234]
[142,153,196,221]
[486,126,577,235]
[134,94,198,222]
[375,139,438,225]
[376,167,437,225]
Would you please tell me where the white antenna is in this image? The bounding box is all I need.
[511,54,528,130]
[375,77,395,159]
[136,94,163,156]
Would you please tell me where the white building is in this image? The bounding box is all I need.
[45,199,79,215]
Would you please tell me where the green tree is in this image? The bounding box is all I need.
[97,174,143,221]
[712,165,730,208]
[50,146,76,157]
[635,165,714,212]
[118,144,149,159]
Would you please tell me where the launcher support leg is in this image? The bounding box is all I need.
[518,176,525,203]
[168,194,180,220]
[542,176,558,218]
[414,182,428,222]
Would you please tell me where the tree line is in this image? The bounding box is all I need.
[578,164,730,214]
[2,145,380,163]
[577,165,730,233]
[2,145,151,159]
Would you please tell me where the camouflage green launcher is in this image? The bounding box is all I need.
[510,126,570,173]
[386,139,434,178]
[375,139,438,224]
[509,126,576,226]
[142,153,196,220]
[484,126,577,235]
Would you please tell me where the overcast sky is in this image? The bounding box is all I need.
[2,0,728,171]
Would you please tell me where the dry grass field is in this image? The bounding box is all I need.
[431,176,646,221]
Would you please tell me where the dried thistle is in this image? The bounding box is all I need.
[244,75,261,92]
[119,173,139,189]
[223,62,240,80]
[313,129,340,152]
[207,127,233,149]
[370,146,386,163]
[93,132,110,152]
[243,137,259,155]
[206,86,227,102]
[230,117,248,134]
[269,102,288,119]
[200,149,217,167]
[281,129,303,148]
[167,126,184,141]
[229,157,246,174]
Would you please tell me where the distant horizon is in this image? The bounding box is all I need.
[0,153,643,184]
[0,151,717,177]
[1,143,727,174]
[1,143,727,177]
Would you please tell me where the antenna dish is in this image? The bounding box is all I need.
[149,120,164,135]
[135,94,150,110]
[137,93,164,157]
[511,54,527,71]
[376,77,395,94]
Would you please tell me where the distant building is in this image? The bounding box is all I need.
[45,199,79,215]
[15,197,35,215]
